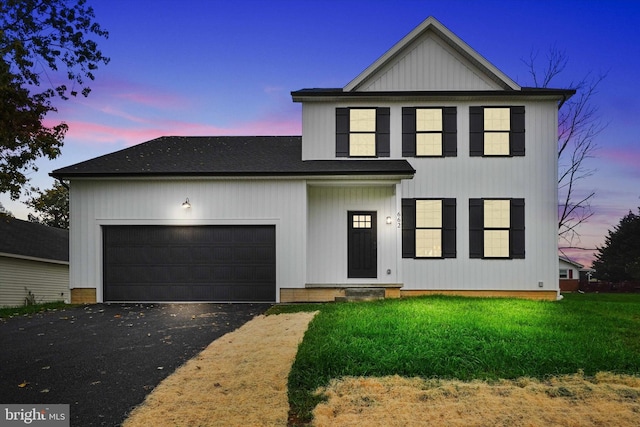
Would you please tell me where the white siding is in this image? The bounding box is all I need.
[307,185,398,284]
[559,259,581,279]
[69,179,307,302]
[302,99,559,292]
[0,257,69,307]
[400,100,559,291]
[357,33,501,92]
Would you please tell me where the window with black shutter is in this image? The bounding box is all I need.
[402,107,457,157]
[469,106,525,157]
[335,107,390,157]
[469,198,525,258]
[402,198,456,258]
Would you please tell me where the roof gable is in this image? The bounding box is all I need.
[344,16,520,92]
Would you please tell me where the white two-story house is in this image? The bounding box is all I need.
[52,17,573,304]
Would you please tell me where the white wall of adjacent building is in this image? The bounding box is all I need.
[0,256,69,307]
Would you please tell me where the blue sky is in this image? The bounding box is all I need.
[3,0,639,266]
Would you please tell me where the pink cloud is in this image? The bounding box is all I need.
[55,108,301,147]
[63,121,167,146]
[599,146,640,174]
[99,106,150,124]
[113,91,190,109]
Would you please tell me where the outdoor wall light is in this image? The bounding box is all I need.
[182,198,191,209]
[386,216,392,224]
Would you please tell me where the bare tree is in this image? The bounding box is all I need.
[523,47,606,248]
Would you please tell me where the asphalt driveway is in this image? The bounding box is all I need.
[0,303,271,426]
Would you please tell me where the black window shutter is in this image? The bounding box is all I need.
[336,108,349,157]
[443,107,457,157]
[402,199,416,258]
[469,198,484,258]
[510,198,525,258]
[510,106,525,156]
[442,198,456,258]
[469,107,484,156]
[402,107,416,157]
[376,107,390,157]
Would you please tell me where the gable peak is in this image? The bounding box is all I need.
[344,16,521,92]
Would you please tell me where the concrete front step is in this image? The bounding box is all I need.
[335,287,385,302]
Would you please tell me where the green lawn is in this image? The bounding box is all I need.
[268,293,640,421]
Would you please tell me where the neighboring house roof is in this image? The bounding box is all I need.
[0,216,69,263]
[559,256,583,269]
[50,136,416,179]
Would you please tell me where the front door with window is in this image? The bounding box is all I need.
[348,211,377,278]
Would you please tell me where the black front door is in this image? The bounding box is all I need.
[348,211,377,278]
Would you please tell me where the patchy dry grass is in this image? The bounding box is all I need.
[286,294,640,421]
[313,373,640,426]
[123,311,317,427]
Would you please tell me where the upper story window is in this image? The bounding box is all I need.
[402,107,457,157]
[469,106,525,157]
[402,198,456,259]
[469,198,525,259]
[349,109,376,156]
[336,107,390,157]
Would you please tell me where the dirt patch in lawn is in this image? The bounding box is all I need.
[123,311,317,427]
[313,373,640,427]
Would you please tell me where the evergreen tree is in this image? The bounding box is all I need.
[592,208,640,282]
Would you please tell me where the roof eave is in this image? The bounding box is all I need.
[50,170,416,180]
[291,89,576,103]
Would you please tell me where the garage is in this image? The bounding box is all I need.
[102,225,276,302]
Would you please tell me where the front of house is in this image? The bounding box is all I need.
[51,17,573,304]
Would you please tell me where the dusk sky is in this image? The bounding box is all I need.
[2,0,639,267]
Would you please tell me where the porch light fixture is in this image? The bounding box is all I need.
[386,216,392,224]
[182,198,191,209]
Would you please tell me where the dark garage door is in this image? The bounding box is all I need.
[103,225,276,302]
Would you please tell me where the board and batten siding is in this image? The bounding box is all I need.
[0,256,69,307]
[69,179,307,303]
[307,185,399,284]
[302,99,560,292]
[355,33,502,92]
[401,100,559,291]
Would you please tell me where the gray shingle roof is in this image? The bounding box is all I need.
[50,136,415,178]
[0,216,69,262]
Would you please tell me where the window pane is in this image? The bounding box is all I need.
[416,133,443,156]
[484,108,510,131]
[350,134,376,156]
[559,269,568,279]
[353,215,372,228]
[484,132,510,155]
[416,109,442,131]
[416,200,442,228]
[484,230,509,257]
[416,229,442,257]
[484,200,510,228]
[350,109,376,132]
